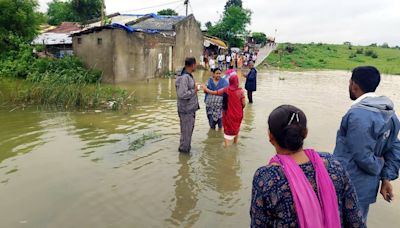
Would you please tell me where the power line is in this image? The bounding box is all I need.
[119,0,183,13]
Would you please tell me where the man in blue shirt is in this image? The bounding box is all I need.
[334,66,400,222]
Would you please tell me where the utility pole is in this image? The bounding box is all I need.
[101,0,105,26]
[184,0,189,16]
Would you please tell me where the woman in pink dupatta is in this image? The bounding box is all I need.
[250,105,365,228]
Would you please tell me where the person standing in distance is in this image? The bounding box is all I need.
[334,66,400,223]
[244,61,257,103]
[176,57,200,153]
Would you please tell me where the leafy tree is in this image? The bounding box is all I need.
[225,0,242,10]
[0,0,41,50]
[252,32,267,44]
[157,8,178,16]
[47,0,77,25]
[70,0,102,24]
[46,0,102,25]
[205,21,212,30]
[208,6,251,47]
[381,42,390,48]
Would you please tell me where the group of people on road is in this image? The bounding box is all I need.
[176,57,400,227]
[206,51,258,70]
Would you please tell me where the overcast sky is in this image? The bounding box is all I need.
[38,0,400,46]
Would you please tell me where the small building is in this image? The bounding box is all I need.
[71,13,203,83]
[32,22,81,58]
[203,35,228,57]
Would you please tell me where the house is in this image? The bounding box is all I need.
[32,22,81,58]
[71,13,203,83]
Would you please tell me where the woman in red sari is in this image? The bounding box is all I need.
[203,74,246,147]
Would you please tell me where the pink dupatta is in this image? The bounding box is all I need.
[269,149,341,228]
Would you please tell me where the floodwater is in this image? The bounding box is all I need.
[0,70,399,228]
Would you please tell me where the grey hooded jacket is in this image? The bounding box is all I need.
[334,96,400,204]
[175,70,200,114]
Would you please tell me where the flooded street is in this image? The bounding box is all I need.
[0,70,400,227]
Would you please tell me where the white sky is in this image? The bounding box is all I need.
[38,0,400,46]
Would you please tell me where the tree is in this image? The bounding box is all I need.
[70,0,102,24]
[225,0,242,10]
[205,21,212,30]
[46,0,102,25]
[208,6,251,47]
[252,32,267,44]
[157,8,178,16]
[47,0,77,25]
[381,42,390,48]
[0,0,41,49]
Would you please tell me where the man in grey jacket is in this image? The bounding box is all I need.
[334,66,400,222]
[176,57,200,153]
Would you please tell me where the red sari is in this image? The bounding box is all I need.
[217,75,245,136]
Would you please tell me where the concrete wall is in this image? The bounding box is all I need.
[73,15,203,82]
[173,15,204,71]
[112,30,174,82]
[73,29,175,83]
[72,29,114,83]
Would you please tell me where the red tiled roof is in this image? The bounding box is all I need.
[47,22,81,33]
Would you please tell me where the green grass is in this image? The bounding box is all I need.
[262,43,400,75]
[129,132,161,151]
[0,78,134,111]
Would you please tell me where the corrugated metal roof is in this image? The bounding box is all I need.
[32,33,72,45]
[204,36,228,49]
[130,15,186,31]
[47,22,81,33]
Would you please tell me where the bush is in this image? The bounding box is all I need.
[0,36,131,110]
[381,43,390,48]
[356,48,364,54]
[365,49,378,58]
[349,52,357,59]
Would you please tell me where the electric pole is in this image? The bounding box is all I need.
[184,0,189,16]
[101,0,105,26]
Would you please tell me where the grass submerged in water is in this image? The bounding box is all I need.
[0,78,134,111]
[129,132,162,151]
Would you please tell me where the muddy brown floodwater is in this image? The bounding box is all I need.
[0,70,399,227]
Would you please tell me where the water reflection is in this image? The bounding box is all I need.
[242,105,255,133]
[168,153,200,227]
[0,109,46,173]
[201,130,241,195]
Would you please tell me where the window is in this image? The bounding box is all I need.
[97,38,102,45]
[77,38,82,44]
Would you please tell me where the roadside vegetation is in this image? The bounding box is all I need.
[0,0,133,111]
[263,43,400,75]
[0,37,132,110]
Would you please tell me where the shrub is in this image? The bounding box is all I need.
[364,49,378,58]
[356,48,364,54]
[349,53,357,59]
[381,43,390,48]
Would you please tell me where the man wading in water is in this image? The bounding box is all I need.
[244,61,257,103]
[176,57,200,153]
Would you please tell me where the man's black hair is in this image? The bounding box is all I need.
[185,57,196,66]
[351,66,381,93]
